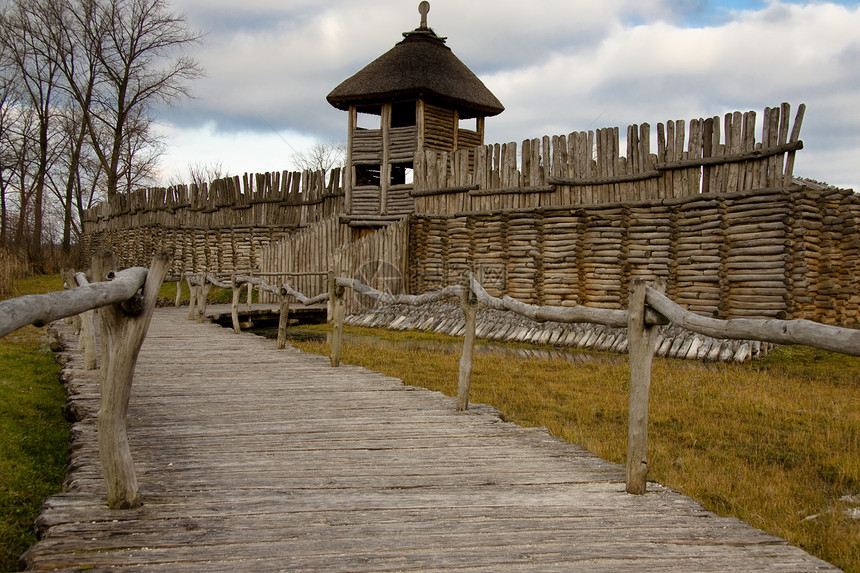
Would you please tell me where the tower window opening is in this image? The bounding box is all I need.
[355,164,381,187]
[391,102,417,128]
[356,106,381,130]
[391,163,414,186]
[459,116,477,132]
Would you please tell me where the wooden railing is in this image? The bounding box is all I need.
[182,271,330,349]
[329,272,859,495]
[8,261,854,508]
[0,251,171,510]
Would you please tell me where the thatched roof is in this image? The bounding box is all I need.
[327,26,504,119]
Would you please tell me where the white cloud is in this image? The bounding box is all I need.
[158,0,860,192]
[152,122,317,183]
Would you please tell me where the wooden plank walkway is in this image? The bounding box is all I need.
[23,308,838,571]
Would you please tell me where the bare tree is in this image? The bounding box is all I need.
[0,0,202,269]
[186,160,226,187]
[291,141,346,176]
[0,0,63,270]
[0,40,17,248]
[60,0,203,199]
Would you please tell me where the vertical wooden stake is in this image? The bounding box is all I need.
[246,281,253,311]
[196,273,210,323]
[457,273,478,411]
[230,276,241,334]
[277,288,291,350]
[626,278,656,494]
[186,274,197,321]
[94,251,171,509]
[60,269,79,329]
[174,279,182,307]
[326,270,334,323]
[330,278,345,367]
[73,271,98,370]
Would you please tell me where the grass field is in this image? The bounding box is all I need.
[0,275,68,572]
[290,324,860,573]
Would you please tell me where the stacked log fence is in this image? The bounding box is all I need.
[412,103,807,214]
[80,168,344,275]
[409,186,860,326]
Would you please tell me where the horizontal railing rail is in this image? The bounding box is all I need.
[1,267,148,338]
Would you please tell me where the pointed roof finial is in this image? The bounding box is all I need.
[419,1,430,29]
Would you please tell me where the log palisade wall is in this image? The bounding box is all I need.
[413,104,805,213]
[409,186,860,325]
[80,103,860,325]
[257,216,409,311]
[81,169,344,275]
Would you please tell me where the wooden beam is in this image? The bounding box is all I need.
[0,267,149,338]
[93,251,171,509]
[626,278,656,495]
[457,273,478,411]
[656,141,803,171]
[645,286,860,356]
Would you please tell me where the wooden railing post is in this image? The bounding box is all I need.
[230,274,241,334]
[60,269,81,330]
[174,278,182,307]
[326,270,334,323]
[626,278,657,494]
[457,273,478,411]
[61,268,98,370]
[330,277,345,367]
[93,250,171,509]
[246,273,253,311]
[72,271,98,371]
[196,272,210,323]
[277,286,291,350]
[186,273,197,320]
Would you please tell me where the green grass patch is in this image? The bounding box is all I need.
[291,324,860,573]
[1,275,69,571]
[0,326,67,571]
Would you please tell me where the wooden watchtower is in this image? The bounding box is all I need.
[327,1,504,229]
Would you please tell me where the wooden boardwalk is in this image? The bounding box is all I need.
[23,308,837,571]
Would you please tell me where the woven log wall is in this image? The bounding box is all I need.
[81,169,344,275]
[409,186,860,325]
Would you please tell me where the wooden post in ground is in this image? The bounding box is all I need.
[93,250,171,509]
[186,274,197,320]
[174,279,182,307]
[73,271,98,371]
[230,275,241,334]
[246,280,253,311]
[330,277,346,367]
[626,277,657,494]
[457,273,478,411]
[196,273,210,323]
[277,286,291,350]
[60,269,81,331]
[326,270,334,323]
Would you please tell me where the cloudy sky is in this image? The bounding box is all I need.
[155,0,860,192]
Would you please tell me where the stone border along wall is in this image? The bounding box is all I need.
[80,168,343,275]
[409,185,860,326]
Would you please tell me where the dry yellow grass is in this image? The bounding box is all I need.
[291,325,860,572]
